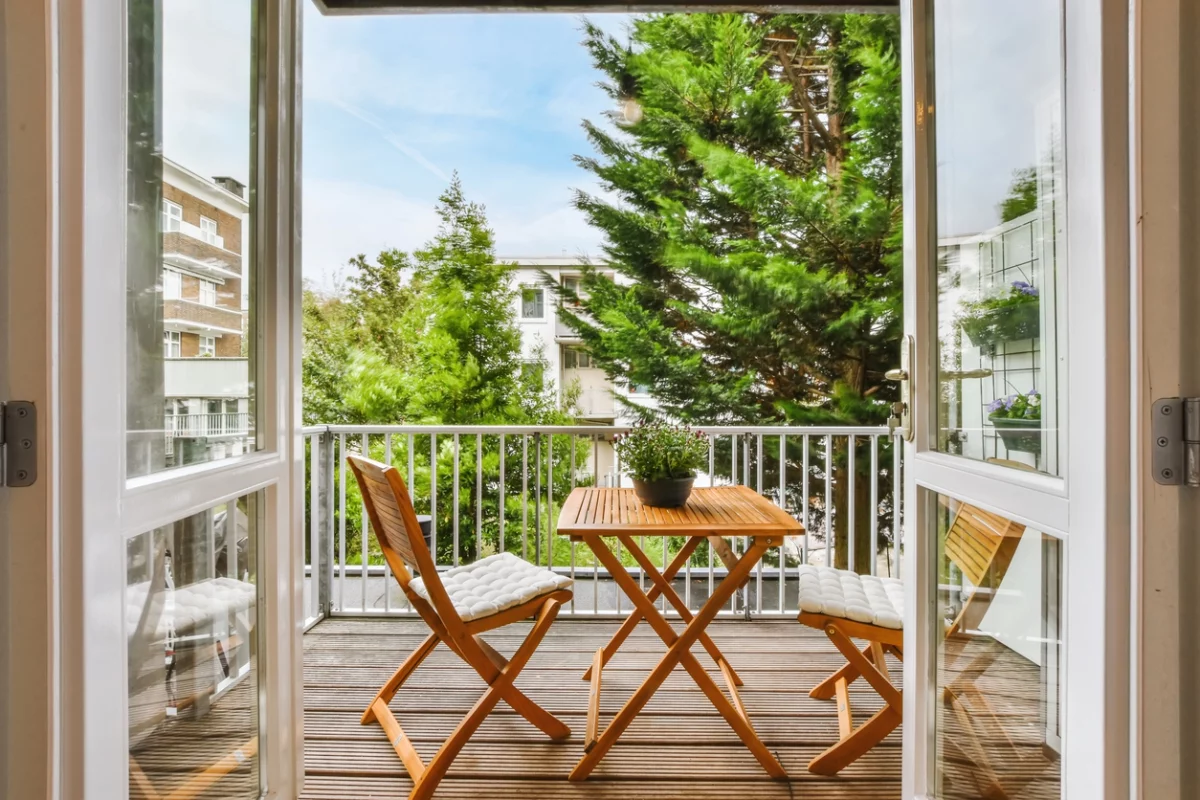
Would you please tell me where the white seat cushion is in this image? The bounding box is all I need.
[126,577,257,641]
[410,552,572,622]
[796,565,904,630]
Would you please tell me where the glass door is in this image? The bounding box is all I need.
[901,1,1126,798]
[61,0,302,796]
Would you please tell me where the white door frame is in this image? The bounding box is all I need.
[899,0,1132,798]
[52,0,305,796]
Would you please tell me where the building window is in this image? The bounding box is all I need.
[563,346,593,369]
[161,199,182,232]
[199,215,218,244]
[561,276,583,306]
[162,269,182,299]
[199,279,217,306]
[521,288,544,319]
[163,330,181,358]
[199,335,216,357]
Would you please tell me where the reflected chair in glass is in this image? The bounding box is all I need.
[795,500,1029,784]
[936,501,1056,800]
[347,454,574,800]
[127,538,259,800]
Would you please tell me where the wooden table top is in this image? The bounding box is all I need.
[557,485,804,538]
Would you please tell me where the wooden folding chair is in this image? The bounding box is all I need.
[796,500,1026,780]
[347,454,574,800]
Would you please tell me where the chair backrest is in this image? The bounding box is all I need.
[346,454,438,588]
[944,503,1025,588]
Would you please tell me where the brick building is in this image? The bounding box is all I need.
[161,158,251,464]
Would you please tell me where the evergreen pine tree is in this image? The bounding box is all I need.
[562,14,903,571]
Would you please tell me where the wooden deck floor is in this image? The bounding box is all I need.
[300,616,902,800]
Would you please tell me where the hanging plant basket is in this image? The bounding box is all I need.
[989,415,1042,455]
[960,301,1041,349]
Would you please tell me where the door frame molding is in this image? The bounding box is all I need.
[1,0,58,797]
[1131,0,1200,796]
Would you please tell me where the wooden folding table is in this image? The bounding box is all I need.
[557,485,803,781]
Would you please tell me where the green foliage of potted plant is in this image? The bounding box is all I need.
[959,281,1040,349]
[613,423,708,508]
[987,391,1042,455]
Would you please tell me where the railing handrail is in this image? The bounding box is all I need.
[301,422,903,627]
[308,423,892,436]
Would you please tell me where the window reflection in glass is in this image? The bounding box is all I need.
[933,0,1065,475]
[127,0,256,477]
[127,493,260,799]
[932,492,1062,799]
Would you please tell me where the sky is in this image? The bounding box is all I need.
[161,2,628,292]
[160,2,1063,289]
[301,8,631,291]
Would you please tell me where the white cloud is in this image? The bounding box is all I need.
[326,99,451,181]
[302,180,441,291]
[161,0,253,182]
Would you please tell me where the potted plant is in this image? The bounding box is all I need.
[986,391,1042,455]
[613,423,708,508]
[959,281,1040,348]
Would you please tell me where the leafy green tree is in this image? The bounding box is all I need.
[561,13,902,571]
[999,167,1038,223]
[396,176,527,424]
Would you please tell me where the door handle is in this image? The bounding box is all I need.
[885,336,915,443]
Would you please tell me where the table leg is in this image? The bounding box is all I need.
[582,537,743,686]
[570,534,787,781]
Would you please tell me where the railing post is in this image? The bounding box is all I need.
[318,428,335,617]
[534,432,542,566]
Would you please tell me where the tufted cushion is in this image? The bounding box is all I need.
[126,577,257,641]
[796,565,904,630]
[410,552,572,622]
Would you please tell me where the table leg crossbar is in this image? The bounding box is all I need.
[571,533,788,781]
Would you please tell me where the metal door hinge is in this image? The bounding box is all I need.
[1152,398,1200,486]
[1,401,37,487]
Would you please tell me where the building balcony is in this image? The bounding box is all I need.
[162,230,243,281]
[164,356,249,398]
[164,299,244,336]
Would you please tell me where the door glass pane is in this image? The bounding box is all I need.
[932,492,1062,799]
[126,0,257,477]
[127,492,261,798]
[933,0,1065,475]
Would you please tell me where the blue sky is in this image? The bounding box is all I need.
[302,8,631,290]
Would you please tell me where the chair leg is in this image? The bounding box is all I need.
[410,597,565,800]
[810,641,874,700]
[472,633,571,740]
[361,632,440,725]
[807,621,902,776]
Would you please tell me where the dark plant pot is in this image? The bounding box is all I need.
[632,476,695,508]
[416,514,433,549]
[989,415,1042,455]
[962,302,1041,348]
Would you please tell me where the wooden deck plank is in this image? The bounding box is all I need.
[301,617,899,799]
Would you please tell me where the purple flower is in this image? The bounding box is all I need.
[986,398,1005,413]
[1003,394,1018,410]
[1011,280,1039,298]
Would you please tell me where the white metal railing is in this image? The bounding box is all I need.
[168,412,250,438]
[179,219,226,250]
[301,424,902,627]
